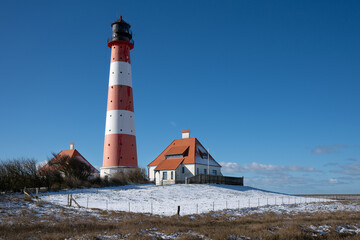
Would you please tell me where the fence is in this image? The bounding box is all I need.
[296,194,360,200]
[64,194,331,216]
[187,174,244,185]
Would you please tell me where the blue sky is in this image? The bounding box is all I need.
[0,0,359,194]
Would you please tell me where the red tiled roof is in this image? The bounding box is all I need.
[154,158,184,170]
[148,137,221,167]
[165,146,189,156]
[38,149,99,174]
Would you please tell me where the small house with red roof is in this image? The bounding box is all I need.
[148,130,222,185]
[38,142,99,178]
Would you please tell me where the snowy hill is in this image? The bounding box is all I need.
[40,184,329,216]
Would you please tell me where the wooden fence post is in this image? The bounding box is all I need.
[70,195,81,208]
[177,206,180,216]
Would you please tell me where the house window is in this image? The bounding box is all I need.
[163,172,167,180]
[212,170,217,175]
[182,167,185,174]
[197,168,199,175]
[171,171,173,180]
[204,169,207,174]
[166,154,183,159]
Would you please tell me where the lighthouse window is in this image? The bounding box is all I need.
[110,115,112,117]
[120,100,122,102]
[120,114,122,116]
[120,129,122,131]
[120,156,123,159]
[112,72,114,74]
[120,71,122,74]
[108,144,110,146]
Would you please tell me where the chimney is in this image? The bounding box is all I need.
[182,129,190,139]
[70,142,74,150]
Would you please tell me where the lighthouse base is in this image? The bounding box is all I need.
[100,166,138,179]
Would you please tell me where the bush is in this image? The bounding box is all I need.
[64,176,83,188]
[47,154,92,181]
[0,158,41,192]
[110,168,148,185]
[111,172,127,185]
[0,156,148,192]
[126,168,148,184]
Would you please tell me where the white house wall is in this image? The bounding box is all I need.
[194,164,222,176]
[155,169,176,185]
[148,166,156,181]
[194,156,221,166]
[148,164,222,185]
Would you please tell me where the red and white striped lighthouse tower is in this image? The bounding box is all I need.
[100,16,138,178]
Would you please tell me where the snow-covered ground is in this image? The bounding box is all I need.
[40,184,333,216]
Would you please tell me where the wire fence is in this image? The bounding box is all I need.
[66,194,334,216]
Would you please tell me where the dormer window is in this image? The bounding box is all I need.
[166,154,183,159]
[164,146,189,159]
[199,150,208,159]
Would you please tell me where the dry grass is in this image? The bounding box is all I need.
[0,196,360,239]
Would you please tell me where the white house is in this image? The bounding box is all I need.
[147,130,222,185]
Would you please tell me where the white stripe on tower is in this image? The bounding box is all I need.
[108,61,132,87]
[105,110,135,135]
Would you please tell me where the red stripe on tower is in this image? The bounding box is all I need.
[100,16,138,178]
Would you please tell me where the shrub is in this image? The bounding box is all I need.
[47,154,92,181]
[110,168,148,185]
[0,158,41,192]
[126,168,147,184]
[111,172,127,185]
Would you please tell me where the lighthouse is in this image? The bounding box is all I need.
[100,16,138,178]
